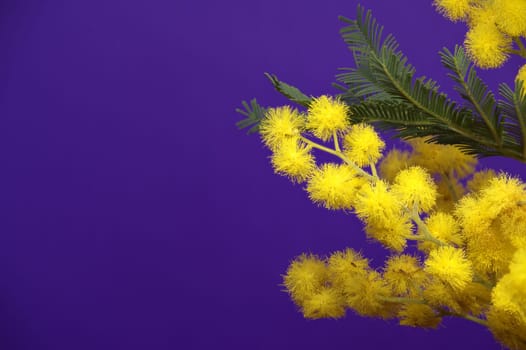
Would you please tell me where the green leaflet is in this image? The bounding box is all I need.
[235,99,267,134]
[264,73,312,108]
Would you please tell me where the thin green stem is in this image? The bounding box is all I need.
[378,296,426,304]
[333,131,341,152]
[442,171,459,202]
[440,310,488,327]
[300,136,374,181]
[408,203,446,246]
[370,161,378,178]
[406,233,445,246]
[301,135,341,156]
[464,314,488,327]
[378,297,426,304]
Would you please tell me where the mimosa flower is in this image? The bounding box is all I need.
[425,246,473,291]
[306,95,350,141]
[398,304,442,328]
[487,249,526,348]
[364,215,412,252]
[418,212,463,252]
[302,287,346,319]
[327,248,370,288]
[283,254,328,304]
[500,208,526,249]
[259,106,305,150]
[464,22,511,69]
[434,0,472,21]
[493,0,526,36]
[423,279,463,313]
[383,255,426,296]
[343,270,395,318]
[271,138,315,183]
[342,123,385,167]
[306,163,366,210]
[492,249,526,311]
[391,166,438,212]
[354,180,402,223]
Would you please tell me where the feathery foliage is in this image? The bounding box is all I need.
[235,4,526,162]
[335,5,524,160]
[498,80,526,159]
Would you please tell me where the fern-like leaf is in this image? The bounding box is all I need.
[235,99,266,134]
[439,46,502,144]
[336,4,506,155]
[498,81,526,158]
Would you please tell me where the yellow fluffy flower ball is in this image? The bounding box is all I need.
[327,248,370,288]
[455,188,516,276]
[464,22,511,69]
[456,174,526,241]
[364,215,412,252]
[306,163,366,210]
[391,166,438,212]
[342,123,385,167]
[424,246,473,291]
[487,249,526,348]
[492,248,526,314]
[423,279,463,313]
[259,106,305,150]
[398,304,442,328]
[467,1,496,27]
[354,180,402,224]
[343,270,395,318]
[301,287,346,319]
[475,174,526,223]
[383,255,427,296]
[434,0,472,21]
[487,306,526,350]
[418,212,463,252]
[271,138,316,183]
[500,208,526,250]
[353,178,413,251]
[493,0,526,37]
[306,95,350,141]
[283,254,328,304]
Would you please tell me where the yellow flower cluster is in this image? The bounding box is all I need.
[434,0,526,69]
[259,95,526,350]
[487,249,526,348]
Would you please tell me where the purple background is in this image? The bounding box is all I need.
[1,1,524,349]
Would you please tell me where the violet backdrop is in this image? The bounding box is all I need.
[0,0,524,349]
